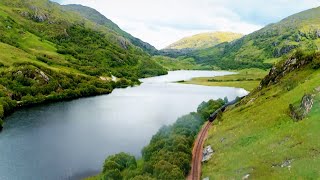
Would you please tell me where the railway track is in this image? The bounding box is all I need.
[188,97,245,180]
[189,121,212,180]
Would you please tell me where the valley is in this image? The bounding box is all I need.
[0,0,319,180]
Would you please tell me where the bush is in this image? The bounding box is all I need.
[312,56,320,69]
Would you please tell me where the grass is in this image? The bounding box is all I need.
[201,64,320,179]
[181,68,269,91]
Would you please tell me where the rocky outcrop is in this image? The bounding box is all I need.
[32,13,48,22]
[260,53,314,88]
[289,94,314,121]
[118,37,129,49]
[301,94,314,115]
[38,70,50,83]
[14,67,50,84]
[273,45,298,58]
[27,6,49,22]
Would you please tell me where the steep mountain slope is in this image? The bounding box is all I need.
[165,32,243,50]
[63,4,158,54]
[202,50,320,179]
[0,0,166,129]
[171,7,320,70]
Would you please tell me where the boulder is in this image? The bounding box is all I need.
[290,94,313,121]
[32,13,49,22]
[316,29,320,38]
[202,146,214,162]
[300,94,313,116]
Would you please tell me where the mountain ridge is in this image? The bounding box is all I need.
[165,31,243,50]
[63,4,158,54]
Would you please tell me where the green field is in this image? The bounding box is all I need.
[202,52,320,179]
[153,56,211,71]
[181,69,269,91]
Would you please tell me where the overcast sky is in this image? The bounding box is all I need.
[53,0,320,49]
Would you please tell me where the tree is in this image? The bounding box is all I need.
[153,160,184,180]
[103,169,122,180]
[103,152,137,173]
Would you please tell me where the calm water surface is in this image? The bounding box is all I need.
[0,71,248,180]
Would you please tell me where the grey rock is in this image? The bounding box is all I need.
[32,13,48,22]
[220,137,226,143]
[118,37,129,49]
[290,94,313,120]
[273,45,298,58]
[202,146,214,162]
[281,159,293,168]
[242,174,250,180]
[39,71,50,83]
[316,29,320,38]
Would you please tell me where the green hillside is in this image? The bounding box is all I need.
[165,32,243,50]
[170,7,320,70]
[0,0,166,128]
[63,4,158,54]
[202,50,320,179]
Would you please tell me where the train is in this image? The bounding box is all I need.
[208,96,245,122]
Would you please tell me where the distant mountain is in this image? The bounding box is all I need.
[165,32,243,50]
[63,4,158,54]
[184,7,320,69]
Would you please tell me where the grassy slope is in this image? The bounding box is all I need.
[181,69,268,91]
[202,54,320,179]
[165,32,243,50]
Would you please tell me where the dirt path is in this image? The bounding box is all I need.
[187,121,212,180]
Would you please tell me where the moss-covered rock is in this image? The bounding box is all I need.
[290,94,314,121]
